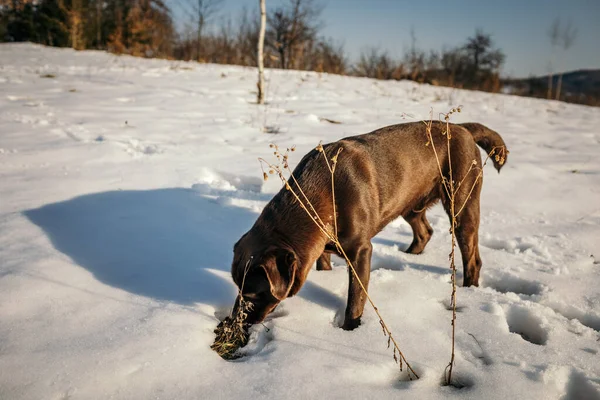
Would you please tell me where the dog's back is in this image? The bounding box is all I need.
[231,120,507,331]
[308,122,501,230]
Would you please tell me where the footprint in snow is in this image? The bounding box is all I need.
[504,305,549,346]
[481,235,551,262]
[440,298,467,313]
[482,273,545,297]
[545,303,600,334]
[562,369,600,400]
[235,323,276,360]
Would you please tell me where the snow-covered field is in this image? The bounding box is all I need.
[1,43,599,400]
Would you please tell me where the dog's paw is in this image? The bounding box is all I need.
[341,317,361,331]
[316,263,332,271]
[463,277,480,287]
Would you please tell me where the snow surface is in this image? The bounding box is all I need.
[1,43,599,400]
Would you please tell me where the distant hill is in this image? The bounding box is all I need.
[504,69,600,106]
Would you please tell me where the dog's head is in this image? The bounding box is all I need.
[231,234,298,324]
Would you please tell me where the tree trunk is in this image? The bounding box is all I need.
[547,73,553,99]
[555,73,563,100]
[197,3,204,61]
[279,47,286,69]
[257,0,266,104]
[96,0,102,48]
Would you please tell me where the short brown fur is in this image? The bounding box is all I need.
[231,121,508,330]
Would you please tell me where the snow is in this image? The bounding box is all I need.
[1,43,599,399]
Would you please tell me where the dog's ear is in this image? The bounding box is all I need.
[260,248,297,301]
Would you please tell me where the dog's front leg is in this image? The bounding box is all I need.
[342,241,373,330]
[316,252,332,271]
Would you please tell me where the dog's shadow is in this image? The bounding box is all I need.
[24,187,448,312]
[24,188,258,306]
[372,237,449,276]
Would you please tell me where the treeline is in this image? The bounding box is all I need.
[0,0,175,56]
[353,29,504,92]
[170,0,349,75]
[0,0,511,95]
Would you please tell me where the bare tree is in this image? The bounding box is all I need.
[353,47,401,80]
[405,26,424,80]
[126,0,174,58]
[555,19,577,100]
[547,18,560,99]
[58,0,85,50]
[235,7,260,66]
[184,0,223,61]
[257,0,266,104]
[267,0,322,69]
[463,29,505,88]
[465,29,492,72]
[309,38,347,74]
[547,18,578,100]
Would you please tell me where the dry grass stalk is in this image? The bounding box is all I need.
[423,107,505,385]
[211,260,253,360]
[259,144,420,380]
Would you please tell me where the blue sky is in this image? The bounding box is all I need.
[175,0,600,78]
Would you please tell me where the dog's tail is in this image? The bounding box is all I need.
[459,122,509,172]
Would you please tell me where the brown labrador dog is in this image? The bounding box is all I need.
[230,121,508,330]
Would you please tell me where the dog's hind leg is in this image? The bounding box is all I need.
[404,210,434,254]
[452,183,483,287]
[316,252,332,271]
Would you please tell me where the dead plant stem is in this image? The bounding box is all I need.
[259,144,420,380]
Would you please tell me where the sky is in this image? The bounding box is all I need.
[175,0,600,78]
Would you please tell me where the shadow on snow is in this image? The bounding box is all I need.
[24,186,440,311]
[24,188,255,306]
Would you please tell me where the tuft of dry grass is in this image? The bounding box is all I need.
[211,259,254,360]
[211,299,252,360]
